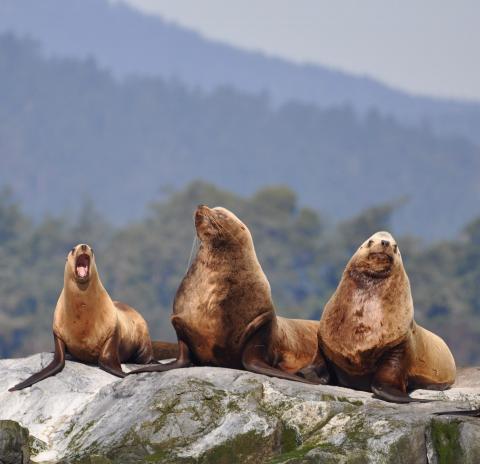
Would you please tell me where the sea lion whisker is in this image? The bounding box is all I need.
[185,234,199,274]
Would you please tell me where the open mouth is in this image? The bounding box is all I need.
[75,253,90,280]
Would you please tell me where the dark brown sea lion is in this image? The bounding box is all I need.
[319,231,456,403]
[130,206,327,383]
[9,244,175,391]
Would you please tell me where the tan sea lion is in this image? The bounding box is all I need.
[130,206,327,383]
[9,244,175,391]
[318,231,456,403]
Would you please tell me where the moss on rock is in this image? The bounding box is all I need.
[197,430,272,464]
[0,420,30,464]
[430,419,464,464]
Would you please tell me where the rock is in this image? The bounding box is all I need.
[0,420,30,464]
[1,354,480,463]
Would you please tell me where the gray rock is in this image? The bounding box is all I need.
[1,354,480,463]
[0,420,30,464]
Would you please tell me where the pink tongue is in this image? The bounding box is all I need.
[77,266,88,278]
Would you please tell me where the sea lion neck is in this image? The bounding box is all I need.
[198,237,256,263]
[63,263,107,304]
[347,267,392,289]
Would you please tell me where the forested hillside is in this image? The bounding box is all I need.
[1,0,480,143]
[0,34,479,238]
[0,182,479,365]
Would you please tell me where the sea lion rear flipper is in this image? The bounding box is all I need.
[98,331,127,378]
[129,340,192,374]
[9,335,66,391]
[151,341,179,360]
[434,409,480,417]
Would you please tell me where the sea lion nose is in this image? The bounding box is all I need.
[381,240,390,247]
[194,209,204,224]
[81,244,87,251]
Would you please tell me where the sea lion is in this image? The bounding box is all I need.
[9,244,173,391]
[129,205,327,384]
[318,231,456,403]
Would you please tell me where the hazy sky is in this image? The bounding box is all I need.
[115,0,480,102]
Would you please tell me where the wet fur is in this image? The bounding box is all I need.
[130,206,323,382]
[53,249,154,365]
[9,244,155,390]
[319,231,456,401]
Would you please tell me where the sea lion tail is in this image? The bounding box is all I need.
[152,341,179,360]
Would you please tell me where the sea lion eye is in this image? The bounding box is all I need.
[367,240,374,248]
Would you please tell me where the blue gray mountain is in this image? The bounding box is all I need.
[1,0,480,143]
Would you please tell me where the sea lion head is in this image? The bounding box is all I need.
[66,243,97,284]
[348,231,402,280]
[194,205,252,250]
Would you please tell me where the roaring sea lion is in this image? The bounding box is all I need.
[9,244,174,391]
[318,231,456,403]
[130,206,327,383]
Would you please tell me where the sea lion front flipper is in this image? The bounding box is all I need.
[297,351,331,385]
[434,409,480,417]
[238,311,275,348]
[9,335,66,391]
[371,343,432,404]
[371,384,432,403]
[128,340,192,374]
[98,330,127,378]
[241,336,314,384]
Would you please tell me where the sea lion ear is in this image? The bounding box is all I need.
[70,247,75,255]
[393,244,398,254]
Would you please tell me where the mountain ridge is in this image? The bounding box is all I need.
[1,0,480,144]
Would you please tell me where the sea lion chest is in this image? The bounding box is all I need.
[321,290,404,375]
[54,296,117,363]
[173,270,252,367]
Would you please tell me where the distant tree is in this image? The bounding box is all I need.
[0,188,28,245]
[1,182,479,366]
